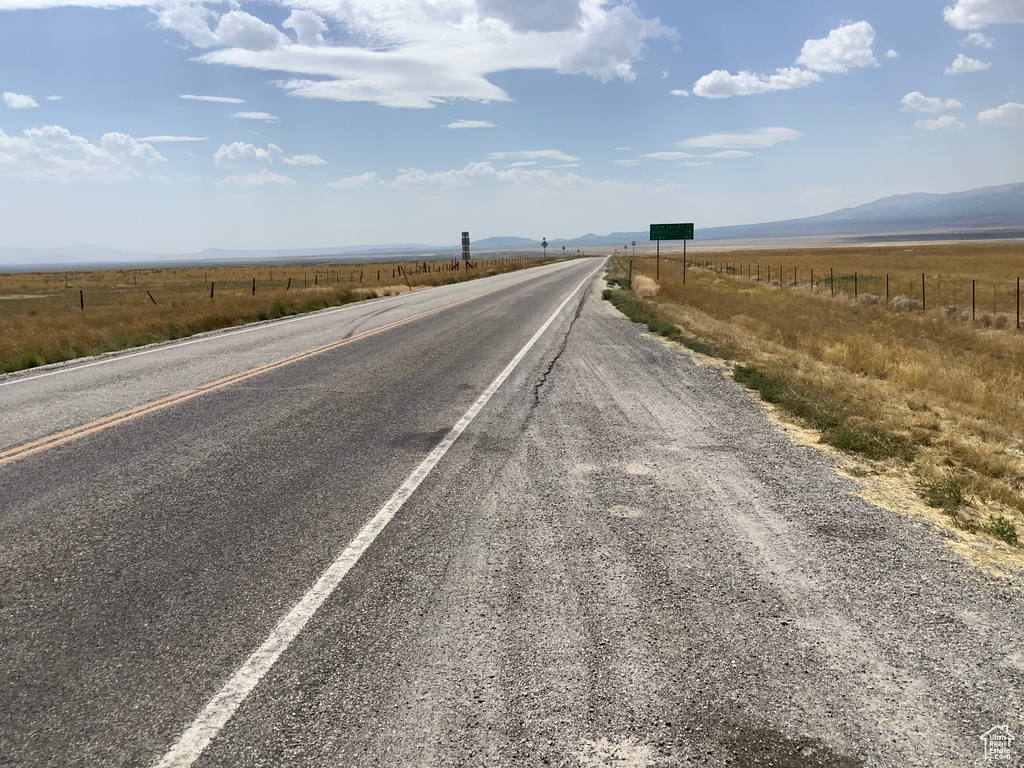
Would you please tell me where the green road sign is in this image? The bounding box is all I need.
[650,223,694,241]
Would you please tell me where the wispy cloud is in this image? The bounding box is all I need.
[488,149,581,164]
[181,94,246,104]
[217,169,295,187]
[679,127,802,149]
[446,119,496,129]
[138,135,210,142]
[233,111,278,122]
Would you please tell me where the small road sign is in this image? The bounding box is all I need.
[462,231,470,261]
[650,223,694,241]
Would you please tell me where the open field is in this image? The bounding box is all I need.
[605,241,1024,570]
[0,256,556,374]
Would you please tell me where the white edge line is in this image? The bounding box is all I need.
[0,261,574,389]
[150,262,602,768]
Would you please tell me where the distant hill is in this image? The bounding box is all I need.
[2,182,1021,269]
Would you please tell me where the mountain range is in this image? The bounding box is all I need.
[2,182,1021,269]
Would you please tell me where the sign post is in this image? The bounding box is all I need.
[462,231,471,267]
[542,238,548,258]
[649,222,694,283]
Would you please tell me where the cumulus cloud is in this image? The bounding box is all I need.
[915,116,965,130]
[886,49,899,58]
[283,10,328,45]
[180,94,246,103]
[232,111,278,122]
[4,92,39,109]
[446,119,496,129]
[901,91,963,112]
[213,141,325,168]
[946,53,991,73]
[694,21,876,99]
[693,67,820,99]
[679,127,803,149]
[217,168,295,187]
[45,95,62,101]
[796,21,878,73]
[964,31,994,47]
[0,125,164,182]
[328,161,594,189]
[670,89,689,97]
[978,102,1024,125]
[944,0,1024,30]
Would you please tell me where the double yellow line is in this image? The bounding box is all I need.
[0,291,492,468]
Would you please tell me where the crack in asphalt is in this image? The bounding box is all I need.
[532,283,591,407]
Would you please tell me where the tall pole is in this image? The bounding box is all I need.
[656,239,660,281]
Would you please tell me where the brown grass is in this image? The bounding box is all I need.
[608,241,1024,564]
[0,257,556,374]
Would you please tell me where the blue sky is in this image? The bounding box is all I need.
[0,0,1022,252]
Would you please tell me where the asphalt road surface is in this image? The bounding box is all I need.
[1,257,1021,767]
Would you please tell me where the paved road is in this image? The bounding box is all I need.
[1,257,1021,767]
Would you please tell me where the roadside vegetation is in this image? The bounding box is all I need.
[604,243,1024,554]
[0,256,556,374]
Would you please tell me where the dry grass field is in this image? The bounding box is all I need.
[606,241,1024,569]
[0,256,553,375]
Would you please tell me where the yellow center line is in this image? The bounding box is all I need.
[0,289,498,467]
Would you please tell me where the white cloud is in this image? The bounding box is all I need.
[679,127,802,149]
[327,171,385,188]
[45,95,62,101]
[693,67,820,98]
[214,10,288,51]
[946,53,992,73]
[796,21,878,73]
[705,150,754,158]
[168,0,676,109]
[694,21,877,99]
[281,153,326,166]
[4,92,39,109]
[901,91,963,112]
[217,169,295,187]
[978,102,1024,125]
[640,151,695,160]
[446,119,496,129]
[670,89,689,97]
[283,10,328,46]
[964,31,994,47]
[488,149,580,163]
[914,116,965,130]
[0,125,164,182]
[213,141,324,168]
[944,0,1024,30]
[613,158,642,167]
[233,111,278,122]
[886,49,899,59]
[180,94,246,104]
[138,135,210,142]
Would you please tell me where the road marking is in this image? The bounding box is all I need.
[0,261,569,389]
[151,262,602,768]
[0,290,498,467]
